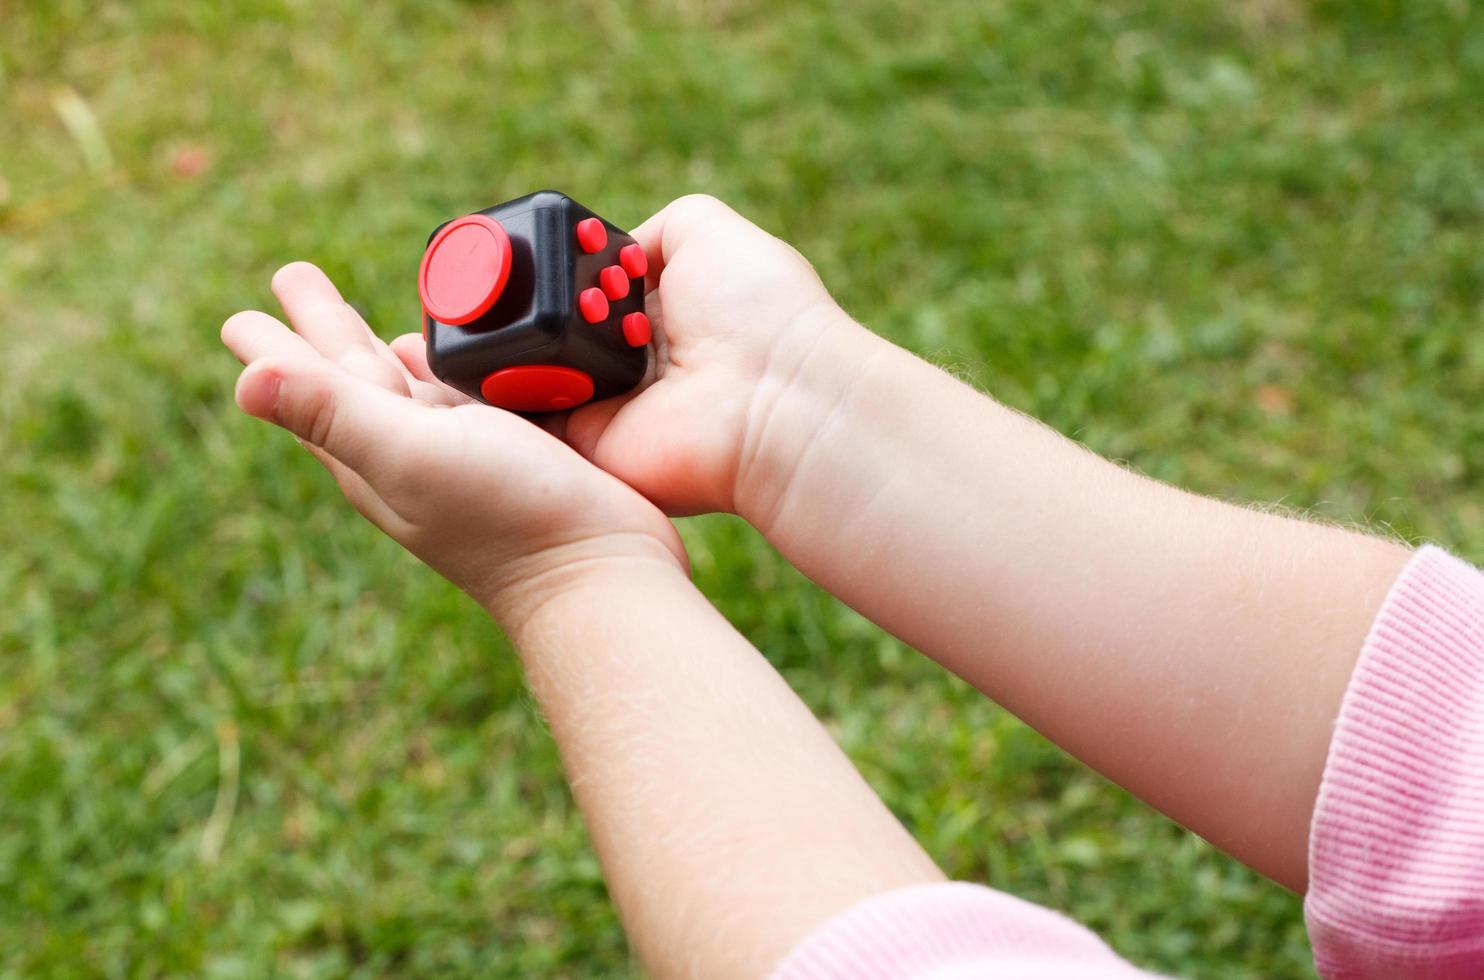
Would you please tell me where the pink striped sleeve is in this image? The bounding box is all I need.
[768,882,1164,979]
[1306,545,1484,978]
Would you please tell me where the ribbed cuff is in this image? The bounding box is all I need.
[1306,546,1484,979]
[769,881,1160,979]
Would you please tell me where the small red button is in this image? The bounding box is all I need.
[418,214,512,325]
[618,243,648,279]
[621,312,651,347]
[480,365,595,413]
[576,218,607,253]
[599,265,629,301]
[579,287,609,323]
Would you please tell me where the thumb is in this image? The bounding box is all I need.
[235,355,435,484]
[629,193,744,293]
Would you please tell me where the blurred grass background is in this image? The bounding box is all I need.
[3,0,1482,976]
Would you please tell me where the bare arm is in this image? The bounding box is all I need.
[506,560,943,979]
[223,263,942,980]
[561,195,1412,890]
[735,308,1410,890]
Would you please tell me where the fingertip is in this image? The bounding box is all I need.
[222,308,268,337]
[221,309,253,350]
[389,332,436,382]
[389,332,425,359]
[628,212,662,253]
[271,260,338,301]
[270,260,313,290]
[389,335,473,405]
[221,310,285,364]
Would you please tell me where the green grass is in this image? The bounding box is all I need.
[3,0,1483,976]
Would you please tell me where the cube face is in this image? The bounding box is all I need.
[421,190,649,412]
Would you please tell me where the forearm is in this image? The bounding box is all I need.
[503,557,942,979]
[739,309,1410,889]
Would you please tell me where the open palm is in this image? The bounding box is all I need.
[223,261,686,617]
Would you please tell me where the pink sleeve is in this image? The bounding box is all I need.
[1306,545,1484,978]
[768,882,1164,979]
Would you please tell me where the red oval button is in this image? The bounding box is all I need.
[576,218,607,253]
[418,215,512,325]
[599,265,629,301]
[579,287,609,323]
[618,243,648,279]
[480,365,595,413]
[621,312,651,347]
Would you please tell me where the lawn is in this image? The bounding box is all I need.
[3,0,1482,976]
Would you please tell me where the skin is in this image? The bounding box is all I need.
[223,260,942,980]
[568,196,1409,889]
[224,194,1410,975]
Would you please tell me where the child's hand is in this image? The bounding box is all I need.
[222,262,687,624]
[389,195,873,520]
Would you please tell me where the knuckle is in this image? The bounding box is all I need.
[672,193,727,220]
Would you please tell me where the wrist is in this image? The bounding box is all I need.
[734,302,897,533]
[479,533,689,635]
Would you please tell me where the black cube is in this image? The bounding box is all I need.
[419,190,651,412]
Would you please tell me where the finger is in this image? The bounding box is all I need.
[271,261,409,393]
[389,333,439,384]
[221,310,319,365]
[629,193,742,294]
[407,377,471,407]
[234,353,436,485]
[564,393,631,460]
[298,439,407,536]
[270,261,372,359]
[388,333,476,406]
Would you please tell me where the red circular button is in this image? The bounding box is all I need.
[576,218,607,253]
[579,287,609,323]
[599,265,629,301]
[618,243,648,279]
[480,365,595,413]
[621,312,652,347]
[418,214,512,325]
